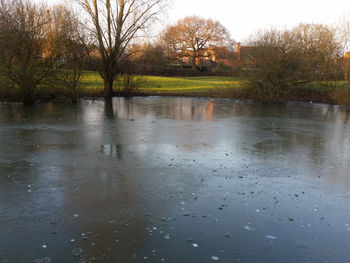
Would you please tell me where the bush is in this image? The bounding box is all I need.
[116,74,146,97]
[243,24,344,102]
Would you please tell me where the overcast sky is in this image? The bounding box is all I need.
[169,0,349,42]
[47,0,349,42]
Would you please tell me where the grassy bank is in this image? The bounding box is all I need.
[80,71,245,97]
[1,71,349,104]
[80,71,350,104]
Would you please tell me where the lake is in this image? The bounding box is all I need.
[0,97,350,263]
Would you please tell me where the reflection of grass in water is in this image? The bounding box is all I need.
[80,71,243,94]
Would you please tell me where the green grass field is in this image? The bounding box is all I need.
[80,71,244,95]
[78,71,350,104]
[1,70,349,104]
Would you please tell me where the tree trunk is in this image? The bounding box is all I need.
[21,84,35,104]
[192,54,197,72]
[104,95,114,118]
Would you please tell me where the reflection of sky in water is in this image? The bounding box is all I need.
[0,98,350,262]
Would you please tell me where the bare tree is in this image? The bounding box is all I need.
[243,28,299,101]
[0,0,54,103]
[0,0,84,103]
[128,42,167,66]
[243,24,343,102]
[162,16,233,70]
[336,18,350,80]
[333,19,350,104]
[291,23,343,89]
[51,5,87,103]
[76,0,167,100]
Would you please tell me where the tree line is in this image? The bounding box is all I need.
[0,0,349,104]
[0,0,169,103]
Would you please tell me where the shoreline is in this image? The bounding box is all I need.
[0,89,346,107]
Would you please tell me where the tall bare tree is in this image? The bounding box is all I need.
[77,0,167,100]
[162,16,233,70]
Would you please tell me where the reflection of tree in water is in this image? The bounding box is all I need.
[108,97,238,121]
[0,103,84,123]
[104,98,114,119]
[100,144,124,159]
[59,119,149,262]
[321,105,350,125]
[73,99,214,261]
[0,102,148,262]
[99,99,350,171]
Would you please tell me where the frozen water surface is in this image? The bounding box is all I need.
[0,97,350,262]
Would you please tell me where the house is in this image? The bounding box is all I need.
[181,44,237,69]
[344,51,350,81]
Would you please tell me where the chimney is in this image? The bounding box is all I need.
[237,42,241,61]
